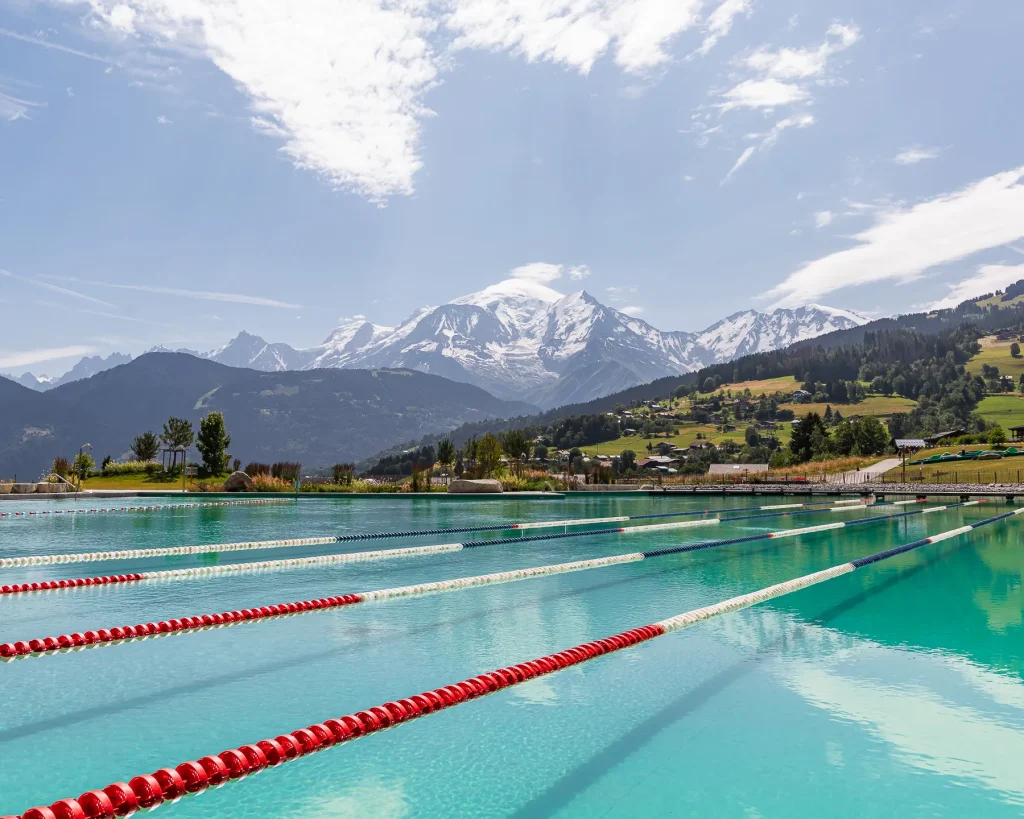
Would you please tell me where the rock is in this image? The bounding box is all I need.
[0,483,11,495]
[223,471,255,492]
[447,479,503,494]
[11,483,37,494]
[34,483,64,493]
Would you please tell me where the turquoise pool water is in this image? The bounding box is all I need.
[0,494,1022,817]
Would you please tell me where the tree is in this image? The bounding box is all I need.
[131,431,160,461]
[161,417,194,469]
[101,455,113,471]
[823,405,833,425]
[475,433,502,478]
[73,452,95,482]
[196,412,231,476]
[852,417,890,456]
[533,443,549,461]
[500,429,530,476]
[702,377,715,393]
[1012,342,1021,358]
[436,438,456,474]
[789,412,827,462]
[988,425,1007,446]
[744,425,759,447]
[619,449,636,471]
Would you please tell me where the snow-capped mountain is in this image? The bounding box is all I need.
[8,282,866,406]
[1,353,131,392]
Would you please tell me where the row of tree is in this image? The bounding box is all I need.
[128,413,232,476]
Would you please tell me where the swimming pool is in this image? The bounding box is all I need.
[1,494,1022,817]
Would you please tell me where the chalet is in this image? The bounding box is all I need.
[921,428,966,445]
[1010,425,1024,442]
[792,389,812,402]
[689,440,713,450]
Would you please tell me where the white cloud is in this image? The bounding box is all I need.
[156,114,170,125]
[895,146,941,165]
[742,23,859,80]
[696,0,752,57]
[511,262,563,283]
[683,174,695,182]
[76,1,441,201]
[721,146,755,184]
[94,281,301,308]
[718,78,809,111]
[0,89,43,122]
[511,262,591,283]
[620,305,644,315]
[708,22,859,164]
[0,344,97,369]
[927,264,1024,311]
[73,0,707,201]
[814,210,833,228]
[447,0,703,75]
[759,113,814,148]
[764,166,1024,307]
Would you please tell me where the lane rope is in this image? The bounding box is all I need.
[0,499,288,519]
[0,502,905,594]
[0,502,980,659]
[10,506,1018,819]
[0,499,872,569]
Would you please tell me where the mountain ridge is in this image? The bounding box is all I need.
[3,280,866,407]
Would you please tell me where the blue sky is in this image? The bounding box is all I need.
[2,0,1023,376]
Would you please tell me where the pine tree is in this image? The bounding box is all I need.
[196,412,231,476]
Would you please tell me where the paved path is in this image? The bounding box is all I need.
[828,458,902,485]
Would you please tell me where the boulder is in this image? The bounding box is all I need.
[11,483,37,494]
[0,484,12,495]
[35,483,64,493]
[447,479,504,494]
[223,471,255,492]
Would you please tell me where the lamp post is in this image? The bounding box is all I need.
[78,443,92,492]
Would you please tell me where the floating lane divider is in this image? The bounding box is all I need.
[9,506,1017,819]
[0,501,902,595]
[0,499,872,570]
[0,502,980,659]
[0,498,289,518]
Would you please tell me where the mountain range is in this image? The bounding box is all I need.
[0,354,533,478]
[4,279,866,408]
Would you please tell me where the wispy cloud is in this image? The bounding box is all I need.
[0,269,117,307]
[764,166,1024,307]
[95,282,301,309]
[156,114,171,125]
[73,0,704,201]
[814,210,834,229]
[718,23,859,112]
[0,27,112,64]
[0,88,45,122]
[511,262,589,284]
[927,264,1024,311]
[0,344,97,369]
[895,146,941,165]
[620,305,644,316]
[722,146,755,184]
[696,0,753,57]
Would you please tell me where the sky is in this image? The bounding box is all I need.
[1,0,1023,376]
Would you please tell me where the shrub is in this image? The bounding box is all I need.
[245,462,271,476]
[232,458,241,472]
[271,461,301,482]
[102,460,160,476]
[251,474,293,492]
[332,463,354,485]
[52,457,72,478]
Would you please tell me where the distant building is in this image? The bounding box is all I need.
[708,463,769,475]
[792,389,812,402]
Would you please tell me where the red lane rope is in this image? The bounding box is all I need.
[6,624,663,819]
